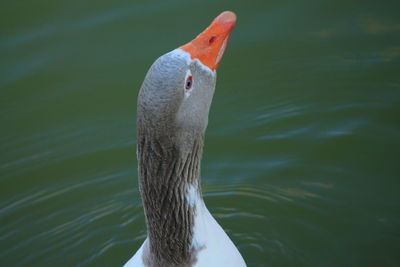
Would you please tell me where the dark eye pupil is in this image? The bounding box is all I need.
[185,76,193,90]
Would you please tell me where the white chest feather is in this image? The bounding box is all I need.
[124,187,246,267]
[190,200,246,267]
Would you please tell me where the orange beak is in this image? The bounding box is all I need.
[179,11,236,71]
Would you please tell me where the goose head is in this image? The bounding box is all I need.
[137,11,236,151]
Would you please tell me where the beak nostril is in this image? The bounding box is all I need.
[208,36,216,45]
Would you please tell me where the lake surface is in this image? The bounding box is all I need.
[1,0,399,266]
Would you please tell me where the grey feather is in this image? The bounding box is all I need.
[137,50,217,267]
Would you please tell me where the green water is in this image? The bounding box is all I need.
[1,0,400,266]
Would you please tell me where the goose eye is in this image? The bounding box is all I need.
[185,75,193,90]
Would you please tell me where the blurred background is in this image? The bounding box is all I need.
[1,0,400,266]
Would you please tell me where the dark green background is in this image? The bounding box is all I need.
[1,0,399,266]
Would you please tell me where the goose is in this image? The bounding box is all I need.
[124,11,246,267]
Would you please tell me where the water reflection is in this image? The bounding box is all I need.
[204,181,331,206]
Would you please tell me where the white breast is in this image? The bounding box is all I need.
[124,197,246,267]
[191,200,246,267]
